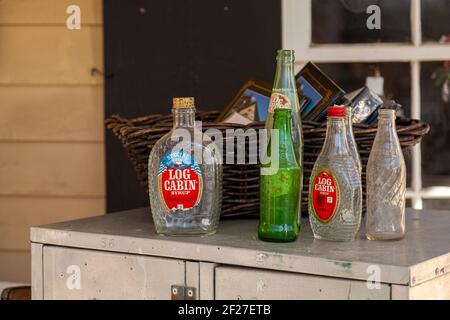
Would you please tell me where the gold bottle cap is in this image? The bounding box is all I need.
[172,97,195,108]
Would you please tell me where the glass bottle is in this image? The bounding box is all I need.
[344,106,362,174]
[366,109,406,241]
[265,49,303,220]
[259,108,300,242]
[308,106,362,241]
[148,97,222,236]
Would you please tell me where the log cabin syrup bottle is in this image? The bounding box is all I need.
[148,97,222,236]
[308,106,362,241]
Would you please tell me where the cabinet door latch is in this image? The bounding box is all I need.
[171,285,196,300]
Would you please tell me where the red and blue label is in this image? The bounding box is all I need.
[158,150,203,211]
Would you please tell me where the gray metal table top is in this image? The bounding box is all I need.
[31,208,450,286]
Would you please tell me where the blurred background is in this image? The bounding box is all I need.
[0,0,448,285]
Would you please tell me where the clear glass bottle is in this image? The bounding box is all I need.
[265,49,303,221]
[366,109,406,241]
[148,97,222,236]
[344,106,362,174]
[308,106,362,241]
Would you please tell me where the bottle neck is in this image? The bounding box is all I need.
[273,54,296,94]
[375,111,400,148]
[377,113,396,134]
[345,107,352,125]
[173,107,195,129]
[322,117,350,156]
[345,107,355,135]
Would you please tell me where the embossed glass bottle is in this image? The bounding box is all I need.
[308,106,362,241]
[148,97,222,236]
[366,109,406,241]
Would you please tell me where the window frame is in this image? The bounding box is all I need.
[283,0,450,209]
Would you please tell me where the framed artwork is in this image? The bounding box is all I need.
[296,62,345,122]
[217,79,272,124]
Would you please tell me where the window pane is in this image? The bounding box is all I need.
[316,63,411,109]
[316,63,412,185]
[421,62,450,188]
[312,0,411,44]
[421,0,450,43]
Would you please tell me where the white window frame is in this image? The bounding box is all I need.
[283,0,450,209]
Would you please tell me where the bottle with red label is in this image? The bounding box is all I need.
[148,97,222,236]
[308,106,362,241]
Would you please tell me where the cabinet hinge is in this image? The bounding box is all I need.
[171,285,196,300]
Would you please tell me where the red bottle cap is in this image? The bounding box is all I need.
[327,106,346,118]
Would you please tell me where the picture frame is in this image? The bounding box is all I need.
[295,62,345,122]
[216,78,272,124]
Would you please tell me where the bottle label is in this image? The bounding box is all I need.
[268,92,291,113]
[158,150,203,211]
[311,168,339,223]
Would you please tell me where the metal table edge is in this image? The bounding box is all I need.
[30,226,413,286]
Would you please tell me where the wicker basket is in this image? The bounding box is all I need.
[106,110,430,218]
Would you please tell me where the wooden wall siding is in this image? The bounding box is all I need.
[0,143,105,196]
[0,0,102,25]
[0,197,104,251]
[0,250,31,283]
[0,0,104,283]
[0,26,103,85]
[0,86,104,141]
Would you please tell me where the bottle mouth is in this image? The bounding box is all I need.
[379,109,396,117]
[276,49,295,62]
[327,106,346,118]
[172,97,195,109]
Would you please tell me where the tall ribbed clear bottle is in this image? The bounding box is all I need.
[148,97,222,236]
[265,49,303,220]
[366,109,406,240]
[308,106,362,241]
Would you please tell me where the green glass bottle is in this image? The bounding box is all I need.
[259,108,300,242]
[265,49,303,225]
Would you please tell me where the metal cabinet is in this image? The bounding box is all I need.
[31,208,450,300]
[215,266,391,300]
[42,247,184,300]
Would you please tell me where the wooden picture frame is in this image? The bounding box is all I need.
[295,62,345,122]
[216,78,272,124]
